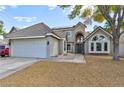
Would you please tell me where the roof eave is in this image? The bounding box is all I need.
[7,36,45,40]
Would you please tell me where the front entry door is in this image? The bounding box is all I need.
[76,43,84,54]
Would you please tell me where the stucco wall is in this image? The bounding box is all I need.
[53,25,86,53]
[46,36,59,57]
[72,26,85,53]
[65,25,85,53]
[84,30,112,55]
[59,39,67,55]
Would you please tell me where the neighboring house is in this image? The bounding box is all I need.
[0,39,8,51]
[5,22,124,58]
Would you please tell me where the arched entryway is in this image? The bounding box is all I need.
[75,32,84,54]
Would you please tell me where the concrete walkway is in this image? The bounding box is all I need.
[0,57,40,79]
[46,53,86,63]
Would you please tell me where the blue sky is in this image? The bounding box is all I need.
[0,5,105,33]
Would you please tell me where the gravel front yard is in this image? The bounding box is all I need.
[0,55,124,87]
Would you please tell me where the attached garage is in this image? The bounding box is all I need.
[5,23,64,58]
[10,38,47,58]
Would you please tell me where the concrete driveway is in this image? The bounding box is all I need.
[0,57,40,79]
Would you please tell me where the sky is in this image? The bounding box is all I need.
[0,5,105,34]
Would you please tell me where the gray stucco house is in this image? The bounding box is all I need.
[5,22,124,58]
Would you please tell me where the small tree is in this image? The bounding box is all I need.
[0,21,6,38]
[59,5,124,61]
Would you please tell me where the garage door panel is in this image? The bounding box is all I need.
[11,38,47,58]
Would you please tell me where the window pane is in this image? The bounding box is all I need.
[92,36,98,41]
[96,43,102,51]
[76,36,83,43]
[92,35,106,41]
[99,36,105,41]
[66,32,71,37]
[67,44,71,50]
[104,42,108,51]
[91,43,94,51]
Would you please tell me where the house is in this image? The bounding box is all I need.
[0,39,8,51]
[5,22,124,58]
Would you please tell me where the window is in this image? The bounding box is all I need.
[64,42,66,51]
[92,36,98,41]
[66,31,72,37]
[47,41,49,45]
[96,43,102,51]
[89,34,109,53]
[92,35,106,41]
[99,35,105,41]
[67,43,71,50]
[104,42,108,51]
[91,43,94,51]
[76,35,83,43]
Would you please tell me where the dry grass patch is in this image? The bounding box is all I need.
[0,55,124,87]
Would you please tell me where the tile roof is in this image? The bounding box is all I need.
[5,23,54,38]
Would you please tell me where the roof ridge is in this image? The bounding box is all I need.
[41,23,52,33]
[52,26,73,30]
[52,22,86,30]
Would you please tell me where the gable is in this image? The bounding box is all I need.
[73,24,85,35]
[53,22,86,40]
[9,27,18,33]
[6,23,53,38]
[84,27,112,41]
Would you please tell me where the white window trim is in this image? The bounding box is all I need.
[89,34,110,54]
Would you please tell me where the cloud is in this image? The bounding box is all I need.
[0,6,6,11]
[13,16,37,22]
[60,6,75,16]
[47,5,57,10]
[21,25,29,28]
[10,5,19,8]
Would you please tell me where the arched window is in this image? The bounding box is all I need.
[92,35,106,41]
[76,33,84,43]
[89,34,110,53]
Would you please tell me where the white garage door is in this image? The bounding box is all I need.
[10,38,47,58]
